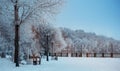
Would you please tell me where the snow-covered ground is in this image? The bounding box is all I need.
[0,57,120,71]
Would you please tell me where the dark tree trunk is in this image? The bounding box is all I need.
[44,48,49,61]
[46,35,49,61]
[14,0,20,67]
[14,25,20,67]
[1,52,5,58]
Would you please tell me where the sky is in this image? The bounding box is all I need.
[56,0,120,40]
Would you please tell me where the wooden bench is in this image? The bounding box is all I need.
[29,55,41,65]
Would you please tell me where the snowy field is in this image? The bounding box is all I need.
[0,57,120,71]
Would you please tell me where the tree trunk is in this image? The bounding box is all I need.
[46,51,49,61]
[14,0,20,67]
[46,46,49,61]
[46,35,49,61]
[14,25,20,67]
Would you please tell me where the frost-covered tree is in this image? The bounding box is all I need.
[52,28,67,52]
[36,23,55,61]
[0,0,64,67]
[36,23,66,61]
[0,20,14,58]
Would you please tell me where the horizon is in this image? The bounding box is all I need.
[56,0,120,40]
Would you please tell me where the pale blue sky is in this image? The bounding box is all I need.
[56,0,120,40]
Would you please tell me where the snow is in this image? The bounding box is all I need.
[0,57,120,71]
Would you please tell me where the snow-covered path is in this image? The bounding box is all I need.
[0,57,120,71]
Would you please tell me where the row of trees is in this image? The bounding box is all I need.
[60,28,120,53]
